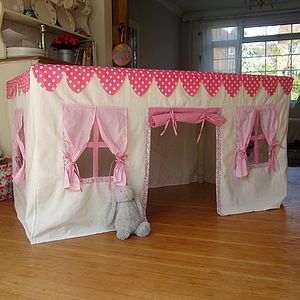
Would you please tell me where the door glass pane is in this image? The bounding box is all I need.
[213,48,226,60]
[266,24,291,35]
[292,55,300,68]
[277,55,292,70]
[266,55,291,71]
[292,40,300,54]
[213,59,235,72]
[242,42,265,57]
[266,40,291,56]
[214,47,235,60]
[242,57,265,73]
[212,27,237,41]
[292,24,300,33]
[244,26,267,37]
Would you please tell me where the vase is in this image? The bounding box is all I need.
[57,49,75,64]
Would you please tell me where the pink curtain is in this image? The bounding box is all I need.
[235,108,257,177]
[96,107,128,186]
[148,107,225,141]
[63,105,95,191]
[259,106,279,172]
[12,109,25,185]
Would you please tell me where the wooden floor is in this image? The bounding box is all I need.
[0,178,300,299]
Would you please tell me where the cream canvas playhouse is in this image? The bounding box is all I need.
[6,64,293,244]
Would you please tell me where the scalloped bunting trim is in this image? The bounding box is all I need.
[6,64,294,100]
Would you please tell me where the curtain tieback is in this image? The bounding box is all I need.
[236,149,247,161]
[267,142,283,173]
[72,162,82,191]
[109,154,128,190]
[268,142,284,158]
[160,109,178,136]
[65,154,82,191]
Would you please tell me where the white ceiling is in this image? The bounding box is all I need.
[167,0,299,14]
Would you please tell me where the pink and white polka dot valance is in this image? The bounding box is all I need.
[6,70,30,100]
[7,64,293,100]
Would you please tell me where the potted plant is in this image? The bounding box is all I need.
[50,33,79,63]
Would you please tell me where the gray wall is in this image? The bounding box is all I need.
[128,0,181,70]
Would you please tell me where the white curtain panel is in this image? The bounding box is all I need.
[201,19,243,73]
[181,21,202,70]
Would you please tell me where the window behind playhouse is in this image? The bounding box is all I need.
[242,23,300,100]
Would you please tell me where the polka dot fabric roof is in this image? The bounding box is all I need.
[6,64,294,100]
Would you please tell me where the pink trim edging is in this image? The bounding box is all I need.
[142,124,151,212]
[7,71,30,100]
[216,126,223,215]
[6,64,294,100]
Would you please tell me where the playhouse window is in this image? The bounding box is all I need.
[12,109,26,184]
[246,112,269,165]
[77,120,115,179]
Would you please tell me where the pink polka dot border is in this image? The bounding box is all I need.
[6,64,294,100]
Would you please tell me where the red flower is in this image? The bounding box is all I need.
[50,34,79,50]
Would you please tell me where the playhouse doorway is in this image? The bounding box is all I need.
[147,122,218,218]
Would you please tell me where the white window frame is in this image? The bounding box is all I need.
[241,22,300,99]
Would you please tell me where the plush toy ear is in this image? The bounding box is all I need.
[104,192,117,227]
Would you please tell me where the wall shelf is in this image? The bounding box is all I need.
[4,8,91,40]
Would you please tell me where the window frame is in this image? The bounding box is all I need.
[241,22,300,99]
[78,119,114,182]
[209,26,241,73]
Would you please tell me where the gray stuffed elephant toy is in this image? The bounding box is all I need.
[104,185,151,240]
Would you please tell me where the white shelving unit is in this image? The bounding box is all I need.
[4,8,90,40]
[0,1,91,59]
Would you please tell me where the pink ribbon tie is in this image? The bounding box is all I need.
[160,109,178,136]
[234,148,249,177]
[65,153,82,191]
[197,114,207,144]
[196,113,225,144]
[109,154,128,190]
[236,149,247,161]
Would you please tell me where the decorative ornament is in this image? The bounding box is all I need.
[112,23,132,67]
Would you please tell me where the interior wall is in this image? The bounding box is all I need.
[128,0,181,70]
[149,123,216,188]
[90,0,112,66]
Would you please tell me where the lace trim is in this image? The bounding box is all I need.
[142,124,151,211]
[63,133,72,169]
[7,70,30,100]
[248,162,268,170]
[82,176,112,184]
[215,126,222,215]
